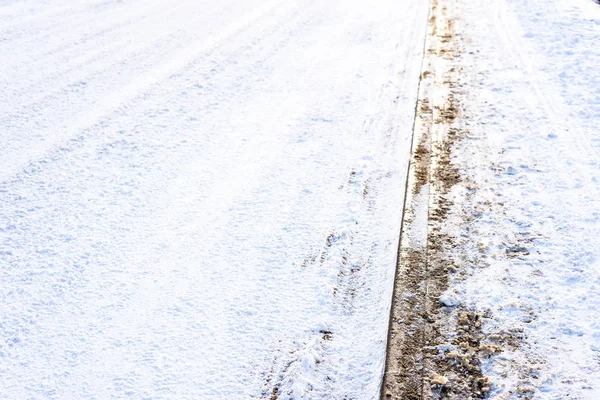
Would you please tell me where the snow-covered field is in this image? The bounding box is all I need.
[0,0,429,398]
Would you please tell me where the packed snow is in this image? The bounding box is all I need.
[0,0,429,398]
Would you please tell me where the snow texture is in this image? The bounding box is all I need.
[0,0,429,398]
[445,0,600,398]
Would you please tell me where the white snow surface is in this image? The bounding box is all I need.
[0,0,429,398]
[446,0,600,398]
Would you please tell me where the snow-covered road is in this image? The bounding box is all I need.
[0,1,429,398]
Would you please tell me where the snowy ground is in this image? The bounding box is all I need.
[2,0,599,399]
[0,0,429,399]
[437,0,600,398]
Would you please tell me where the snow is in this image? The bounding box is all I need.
[0,0,429,398]
[443,0,600,397]
[4,0,598,397]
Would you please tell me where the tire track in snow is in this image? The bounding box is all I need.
[261,1,432,394]
[0,0,242,116]
[488,0,595,168]
[0,0,150,48]
[0,0,293,181]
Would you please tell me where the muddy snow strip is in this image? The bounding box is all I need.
[381,0,498,398]
[427,0,600,399]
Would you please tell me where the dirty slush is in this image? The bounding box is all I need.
[380,0,509,398]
